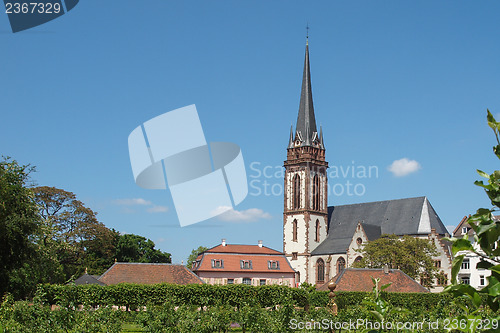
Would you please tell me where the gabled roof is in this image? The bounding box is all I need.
[98,263,204,285]
[205,244,282,255]
[73,273,106,286]
[312,196,448,255]
[317,268,428,293]
[192,253,295,273]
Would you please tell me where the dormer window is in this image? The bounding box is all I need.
[211,259,224,269]
[462,227,470,235]
[240,260,252,269]
[268,260,280,270]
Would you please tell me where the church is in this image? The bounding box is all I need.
[283,40,452,291]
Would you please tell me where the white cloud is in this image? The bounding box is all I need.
[147,205,169,213]
[213,206,272,222]
[114,198,152,206]
[388,158,421,177]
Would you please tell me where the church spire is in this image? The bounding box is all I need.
[295,39,318,147]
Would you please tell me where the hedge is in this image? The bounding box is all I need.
[36,283,465,312]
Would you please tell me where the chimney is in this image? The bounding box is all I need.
[383,264,389,274]
[222,238,226,246]
[258,240,263,248]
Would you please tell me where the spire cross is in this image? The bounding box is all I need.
[306,24,309,40]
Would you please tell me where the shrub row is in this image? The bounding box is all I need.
[37,283,461,312]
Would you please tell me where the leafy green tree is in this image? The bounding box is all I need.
[33,186,118,277]
[0,157,40,297]
[115,233,171,263]
[353,234,438,288]
[186,246,208,268]
[445,110,500,318]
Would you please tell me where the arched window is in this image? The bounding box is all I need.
[292,219,298,242]
[315,219,320,242]
[337,257,346,274]
[293,174,301,209]
[316,258,325,283]
[354,256,362,263]
[312,175,320,210]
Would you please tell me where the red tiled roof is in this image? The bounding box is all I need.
[192,253,295,273]
[98,263,204,285]
[205,244,282,255]
[317,268,428,293]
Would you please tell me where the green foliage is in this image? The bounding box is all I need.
[115,233,171,264]
[444,110,500,320]
[186,245,208,268]
[0,157,40,298]
[353,234,439,288]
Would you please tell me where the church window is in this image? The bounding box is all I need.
[312,175,320,210]
[292,252,298,260]
[316,258,325,283]
[336,257,346,273]
[293,174,301,209]
[354,256,362,263]
[292,219,298,242]
[434,260,441,268]
[356,237,363,245]
[315,220,320,242]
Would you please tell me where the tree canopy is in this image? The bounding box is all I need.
[186,246,208,268]
[352,234,438,288]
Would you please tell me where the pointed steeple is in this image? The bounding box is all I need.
[295,40,318,147]
[288,125,294,148]
[319,126,324,149]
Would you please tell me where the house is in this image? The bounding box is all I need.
[317,268,429,293]
[282,39,452,292]
[77,262,205,285]
[191,239,296,286]
[452,216,498,288]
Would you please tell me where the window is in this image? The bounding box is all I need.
[316,259,325,283]
[461,259,470,270]
[461,276,470,285]
[312,174,320,210]
[420,273,431,286]
[462,227,470,235]
[337,257,346,273]
[227,279,234,284]
[240,260,252,269]
[292,219,298,242]
[268,260,280,270]
[434,260,441,268]
[242,278,251,285]
[356,237,363,246]
[260,279,266,286]
[354,256,362,263]
[315,220,320,242]
[480,275,485,286]
[437,273,448,286]
[211,259,224,268]
[292,252,298,260]
[293,174,301,209]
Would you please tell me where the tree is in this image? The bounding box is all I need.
[445,110,500,317]
[33,186,118,277]
[115,234,171,263]
[353,234,438,288]
[0,157,40,296]
[186,246,208,268]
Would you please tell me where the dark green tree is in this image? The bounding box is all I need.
[186,246,208,268]
[0,157,40,297]
[115,233,171,263]
[353,234,438,288]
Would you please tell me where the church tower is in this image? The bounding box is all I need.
[283,40,329,284]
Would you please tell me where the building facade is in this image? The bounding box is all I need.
[192,240,296,286]
[283,40,452,292]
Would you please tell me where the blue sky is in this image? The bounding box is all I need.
[1,1,500,264]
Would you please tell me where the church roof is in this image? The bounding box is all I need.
[72,273,106,286]
[311,196,448,255]
[294,41,319,147]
